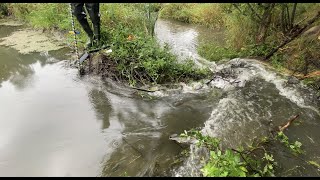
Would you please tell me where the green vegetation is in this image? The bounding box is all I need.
[0,3,8,18]
[202,149,249,177]
[0,3,210,86]
[197,42,238,62]
[177,128,315,177]
[159,3,225,29]
[1,3,319,176]
[308,161,320,169]
[276,131,304,155]
[160,3,320,93]
[179,129,277,177]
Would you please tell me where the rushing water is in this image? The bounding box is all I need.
[0,19,319,177]
[155,19,320,177]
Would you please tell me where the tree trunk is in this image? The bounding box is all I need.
[290,3,298,29]
[256,3,275,44]
[264,11,320,60]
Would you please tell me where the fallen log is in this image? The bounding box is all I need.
[264,11,320,60]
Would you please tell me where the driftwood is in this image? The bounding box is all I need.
[278,114,300,132]
[264,11,320,60]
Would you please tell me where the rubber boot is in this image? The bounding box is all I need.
[85,3,101,47]
[72,3,94,49]
[77,17,95,49]
[93,24,101,47]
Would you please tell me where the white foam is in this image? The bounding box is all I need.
[243,59,320,115]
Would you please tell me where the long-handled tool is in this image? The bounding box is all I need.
[78,44,111,64]
[69,3,81,71]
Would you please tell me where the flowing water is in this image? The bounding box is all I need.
[0,19,319,177]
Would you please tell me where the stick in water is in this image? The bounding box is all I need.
[279,114,300,132]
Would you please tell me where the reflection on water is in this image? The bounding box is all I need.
[88,89,112,129]
[0,19,319,177]
[0,60,107,176]
[0,43,213,176]
[0,46,70,89]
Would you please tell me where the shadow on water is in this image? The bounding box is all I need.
[88,89,112,129]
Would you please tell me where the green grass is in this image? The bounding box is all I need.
[159,3,320,78]
[3,3,210,85]
[159,3,225,29]
[198,42,238,62]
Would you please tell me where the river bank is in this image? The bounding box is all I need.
[0,4,320,177]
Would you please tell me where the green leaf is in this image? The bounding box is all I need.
[240,166,248,172]
[217,150,221,157]
[263,165,268,174]
[253,173,260,177]
[308,161,320,168]
[294,141,302,148]
[239,171,246,177]
[221,171,228,177]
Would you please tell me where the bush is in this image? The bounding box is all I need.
[0,3,8,18]
[107,24,210,85]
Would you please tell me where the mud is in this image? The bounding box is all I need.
[82,53,123,82]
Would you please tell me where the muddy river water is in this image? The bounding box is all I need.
[0,19,319,177]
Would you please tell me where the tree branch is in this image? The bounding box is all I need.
[278,114,300,132]
[231,148,259,173]
[246,3,262,21]
[290,3,298,29]
[264,11,320,60]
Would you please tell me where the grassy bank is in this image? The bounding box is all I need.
[159,3,225,29]
[0,3,210,86]
[160,3,320,93]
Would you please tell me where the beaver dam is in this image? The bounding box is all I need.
[0,19,319,177]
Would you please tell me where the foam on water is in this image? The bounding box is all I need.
[173,58,320,177]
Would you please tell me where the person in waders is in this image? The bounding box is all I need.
[71,3,101,49]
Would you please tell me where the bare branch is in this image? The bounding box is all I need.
[278,115,300,132]
[246,3,262,21]
[264,11,320,60]
[290,3,298,29]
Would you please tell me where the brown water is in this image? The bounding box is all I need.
[0,19,319,177]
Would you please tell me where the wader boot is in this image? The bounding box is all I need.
[85,3,101,47]
[71,3,96,49]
